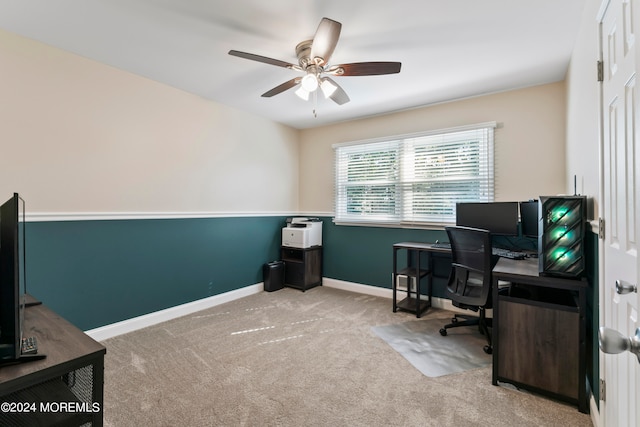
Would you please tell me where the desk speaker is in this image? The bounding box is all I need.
[538,196,586,277]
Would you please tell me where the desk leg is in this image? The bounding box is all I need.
[93,356,105,426]
[491,276,499,386]
[392,248,398,313]
[416,251,421,317]
[426,252,433,309]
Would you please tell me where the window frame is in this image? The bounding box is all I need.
[333,122,497,228]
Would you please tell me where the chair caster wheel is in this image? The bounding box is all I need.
[483,345,492,354]
[439,328,447,336]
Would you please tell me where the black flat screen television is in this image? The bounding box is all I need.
[455,201,519,236]
[0,193,24,362]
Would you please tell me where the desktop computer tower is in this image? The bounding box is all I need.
[538,195,586,278]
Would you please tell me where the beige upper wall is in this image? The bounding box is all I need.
[0,26,578,218]
[299,82,568,214]
[0,29,300,214]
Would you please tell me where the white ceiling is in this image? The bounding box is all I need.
[0,0,586,129]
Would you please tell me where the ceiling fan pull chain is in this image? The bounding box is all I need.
[313,89,318,118]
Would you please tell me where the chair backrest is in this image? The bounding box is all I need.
[444,226,494,309]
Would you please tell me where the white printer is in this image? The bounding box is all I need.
[282,217,322,248]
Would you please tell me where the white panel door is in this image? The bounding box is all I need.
[599,0,640,425]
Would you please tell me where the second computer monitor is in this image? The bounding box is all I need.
[456,202,519,236]
[519,200,540,238]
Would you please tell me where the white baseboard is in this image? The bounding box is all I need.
[322,277,394,299]
[85,283,264,341]
[321,277,466,314]
[84,278,484,341]
[590,394,600,427]
[86,278,458,342]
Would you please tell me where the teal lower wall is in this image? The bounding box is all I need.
[321,218,451,295]
[26,216,286,330]
[25,215,457,329]
[321,217,539,297]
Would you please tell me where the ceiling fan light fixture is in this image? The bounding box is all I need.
[320,79,337,98]
[301,73,319,92]
[295,86,310,101]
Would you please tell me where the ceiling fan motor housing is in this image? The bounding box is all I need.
[296,40,314,69]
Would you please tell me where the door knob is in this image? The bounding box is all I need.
[599,326,640,363]
[616,279,638,294]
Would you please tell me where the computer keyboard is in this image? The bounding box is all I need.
[431,242,451,249]
[429,242,525,259]
[492,247,526,260]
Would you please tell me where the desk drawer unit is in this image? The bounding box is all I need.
[491,257,587,413]
[497,297,579,400]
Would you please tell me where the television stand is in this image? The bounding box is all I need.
[0,297,106,426]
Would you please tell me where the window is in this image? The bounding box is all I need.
[333,122,496,227]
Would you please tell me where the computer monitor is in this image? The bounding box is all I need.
[519,200,539,238]
[456,202,519,236]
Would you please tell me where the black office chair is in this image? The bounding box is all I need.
[439,226,495,354]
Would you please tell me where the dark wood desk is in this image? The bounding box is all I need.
[0,298,106,426]
[392,242,451,317]
[492,257,588,413]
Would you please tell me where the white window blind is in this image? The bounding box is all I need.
[333,123,495,227]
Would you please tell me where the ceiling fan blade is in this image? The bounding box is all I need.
[229,50,297,69]
[310,18,342,66]
[261,78,301,97]
[322,77,350,105]
[326,62,402,76]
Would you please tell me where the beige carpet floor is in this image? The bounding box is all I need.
[102,286,592,426]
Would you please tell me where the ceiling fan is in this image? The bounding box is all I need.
[228,17,401,106]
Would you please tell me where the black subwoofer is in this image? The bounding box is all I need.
[538,196,586,278]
